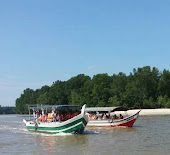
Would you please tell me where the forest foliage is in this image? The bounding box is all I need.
[15,66,170,114]
[0,106,15,114]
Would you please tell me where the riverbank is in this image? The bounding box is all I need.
[127,109,170,116]
[2,109,170,116]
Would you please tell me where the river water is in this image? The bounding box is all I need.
[0,115,170,155]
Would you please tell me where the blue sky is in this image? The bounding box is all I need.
[0,0,170,106]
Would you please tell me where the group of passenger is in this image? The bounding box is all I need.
[34,110,79,122]
[87,113,124,120]
[113,114,124,119]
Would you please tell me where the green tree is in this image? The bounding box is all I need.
[91,74,112,106]
[15,66,170,113]
[158,69,170,97]
[15,88,35,114]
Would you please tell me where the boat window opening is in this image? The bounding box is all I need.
[87,111,127,121]
[87,111,111,121]
[57,106,81,122]
[29,105,82,123]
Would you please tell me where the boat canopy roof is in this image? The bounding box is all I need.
[85,106,129,112]
[29,105,80,110]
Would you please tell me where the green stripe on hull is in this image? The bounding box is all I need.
[29,123,84,134]
[26,117,87,133]
[62,123,83,134]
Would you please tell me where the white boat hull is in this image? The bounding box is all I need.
[87,110,140,127]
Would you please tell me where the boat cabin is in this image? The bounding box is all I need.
[85,106,129,121]
[29,105,81,122]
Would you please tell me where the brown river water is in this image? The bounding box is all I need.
[0,115,170,155]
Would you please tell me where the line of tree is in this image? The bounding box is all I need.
[0,105,15,114]
[15,66,170,114]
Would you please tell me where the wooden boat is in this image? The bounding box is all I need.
[23,104,88,134]
[85,107,140,127]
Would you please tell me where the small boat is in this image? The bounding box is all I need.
[85,107,140,127]
[23,104,88,134]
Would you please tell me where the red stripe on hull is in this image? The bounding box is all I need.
[87,111,140,128]
[88,118,137,127]
[111,118,137,127]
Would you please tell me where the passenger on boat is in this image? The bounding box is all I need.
[120,114,123,119]
[86,112,91,120]
[39,114,43,122]
[98,116,102,120]
[67,112,72,119]
[103,113,106,120]
[33,110,36,118]
[74,111,79,116]
[45,113,48,121]
[90,114,96,120]
[92,114,97,120]
[56,112,60,121]
[35,110,40,124]
[106,113,110,119]
[42,111,45,122]
[113,114,118,119]
[35,110,40,118]
[51,110,56,122]
[47,112,53,122]
[59,114,65,121]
